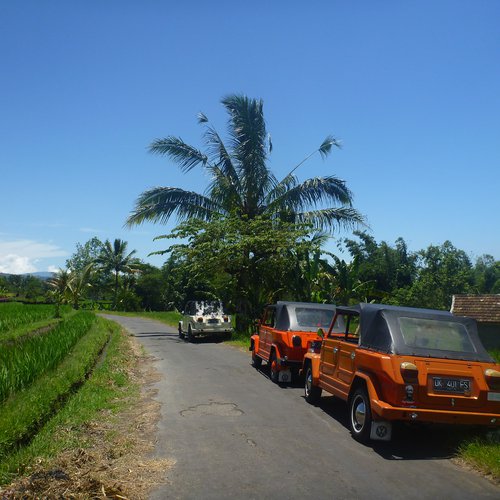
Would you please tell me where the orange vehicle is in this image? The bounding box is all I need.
[303,303,500,442]
[250,301,341,384]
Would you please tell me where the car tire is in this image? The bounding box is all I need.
[269,351,280,384]
[187,325,194,343]
[178,324,185,339]
[251,350,262,368]
[349,387,372,443]
[304,365,322,404]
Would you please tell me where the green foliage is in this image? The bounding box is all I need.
[156,214,317,331]
[95,239,140,310]
[0,311,96,402]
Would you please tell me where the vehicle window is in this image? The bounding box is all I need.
[398,317,476,353]
[195,301,223,316]
[263,308,276,327]
[295,308,334,329]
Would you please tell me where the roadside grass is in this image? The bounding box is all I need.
[226,330,251,350]
[105,310,182,327]
[458,430,500,480]
[456,348,500,480]
[0,317,136,485]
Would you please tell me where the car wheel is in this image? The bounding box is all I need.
[304,365,322,404]
[269,351,279,384]
[251,350,262,368]
[349,387,372,443]
[187,325,194,343]
[178,324,185,339]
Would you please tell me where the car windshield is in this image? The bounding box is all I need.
[195,301,223,316]
[398,317,476,354]
[295,308,335,329]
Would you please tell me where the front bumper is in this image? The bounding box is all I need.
[371,399,500,426]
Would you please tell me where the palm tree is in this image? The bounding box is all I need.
[47,268,71,317]
[126,95,363,231]
[95,239,139,309]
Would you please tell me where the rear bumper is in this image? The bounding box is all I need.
[192,326,232,335]
[278,357,302,369]
[371,399,500,426]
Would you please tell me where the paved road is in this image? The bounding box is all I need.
[102,315,499,500]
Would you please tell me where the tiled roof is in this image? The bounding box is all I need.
[451,294,500,323]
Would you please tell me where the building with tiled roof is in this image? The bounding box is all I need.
[451,294,500,350]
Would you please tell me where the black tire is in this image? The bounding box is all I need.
[178,324,185,339]
[349,387,372,443]
[269,351,280,384]
[251,350,262,368]
[304,365,322,404]
[187,325,194,343]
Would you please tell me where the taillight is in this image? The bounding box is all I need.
[400,362,419,383]
[197,317,204,323]
[484,368,500,390]
[223,316,229,322]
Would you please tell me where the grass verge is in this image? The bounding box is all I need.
[105,310,182,327]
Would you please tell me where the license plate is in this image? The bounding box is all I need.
[207,318,219,324]
[278,369,291,383]
[433,377,470,394]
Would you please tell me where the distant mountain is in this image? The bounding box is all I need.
[0,272,55,280]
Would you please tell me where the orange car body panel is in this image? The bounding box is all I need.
[304,308,500,427]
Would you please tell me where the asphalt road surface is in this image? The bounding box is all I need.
[101,315,499,500]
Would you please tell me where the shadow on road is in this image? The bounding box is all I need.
[250,362,476,462]
[315,396,478,461]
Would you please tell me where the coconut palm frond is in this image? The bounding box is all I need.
[125,187,222,227]
[204,126,240,189]
[269,176,353,214]
[319,135,342,159]
[265,172,299,205]
[149,136,208,173]
[197,112,208,124]
[296,207,366,233]
[221,95,268,171]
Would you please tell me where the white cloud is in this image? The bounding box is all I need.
[0,254,36,274]
[0,240,68,274]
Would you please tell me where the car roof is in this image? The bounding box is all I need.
[269,301,336,332]
[338,302,492,362]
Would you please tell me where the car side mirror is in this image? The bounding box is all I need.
[317,328,325,339]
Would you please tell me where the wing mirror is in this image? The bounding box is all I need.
[317,328,325,339]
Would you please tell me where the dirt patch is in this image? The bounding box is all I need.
[0,337,174,499]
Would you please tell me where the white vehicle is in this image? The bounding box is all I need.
[178,300,233,341]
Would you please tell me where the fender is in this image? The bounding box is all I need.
[303,353,321,382]
[350,371,382,403]
[271,343,284,362]
[250,334,259,353]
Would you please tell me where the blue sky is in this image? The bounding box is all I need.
[1,0,498,274]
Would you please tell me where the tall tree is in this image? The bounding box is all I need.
[126,95,363,232]
[95,239,139,309]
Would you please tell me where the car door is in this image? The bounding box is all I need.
[319,312,358,400]
[258,306,276,361]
